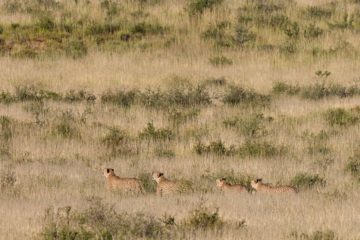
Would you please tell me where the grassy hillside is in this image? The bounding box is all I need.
[1,0,360,239]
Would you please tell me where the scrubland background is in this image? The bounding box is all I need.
[1,0,360,239]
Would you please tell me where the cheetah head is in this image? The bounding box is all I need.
[103,168,115,178]
[216,178,226,188]
[152,171,164,183]
[251,178,262,190]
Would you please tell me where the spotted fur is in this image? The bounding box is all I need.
[251,178,297,193]
[152,172,181,196]
[216,178,247,193]
[103,168,144,194]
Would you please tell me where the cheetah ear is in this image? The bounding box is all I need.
[221,178,226,181]
[256,178,262,183]
[158,172,164,177]
[106,168,110,173]
[110,168,114,172]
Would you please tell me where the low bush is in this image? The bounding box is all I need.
[0,169,16,190]
[238,140,285,158]
[65,39,88,59]
[194,140,236,156]
[223,113,271,137]
[272,82,360,99]
[345,152,360,181]
[222,86,270,107]
[184,203,223,230]
[139,122,174,141]
[187,0,224,17]
[64,90,96,103]
[39,197,245,239]
[324,108,359,127]
[290,173,326,190]
[101,90,138,107]
[290,230,337,240]
[209,55,233,66]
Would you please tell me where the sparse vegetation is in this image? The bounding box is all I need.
[1,0,360,239]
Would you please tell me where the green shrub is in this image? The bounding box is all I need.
[202,21,235,48]
[65,39,88,59]
[304,24,324,39]
[13,48,38,58]
[272,82,300,95]
[235,26,256,46]
[187,0,224,17]
[223,113,271,137]
[101,128,130,148]
[345,152,360,181]
[290,230,337,240]
[40,198,168,240]
[64,90,96,103]
[0,116,13,142]
[0,169,16,190]
[16,86,61,102]
[130,22,167,37]
[303,6,333,19]
[324,108,358,126]
[222,86,270,107]
[139,122,174,141]
[0,91,16,104]
[51,111,81,139]
[209,55,233,66]
[138,172,157,193]
[184,203,223,230]
[238,140,285,158]
[290,173,325,190]
[283,21,300,39]
[194,140,236,156]
[0,25,3,35]
[101,90,137,107]
[36,15,56,31]
[167,108,200,126]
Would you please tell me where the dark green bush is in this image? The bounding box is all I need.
[324,108,358,126]
[184,203,223,230]
[222,86,270,107]
[101,90,137,107]
[194,140,236,156]
[235,26,256,46]
[283,21,300,38]
[139,122,174,141]
[209,55,233,66]
[138,172,157,193]
[0,91,16,104]
[130,22,167,36]
[272,82,300,95]
[64,90,96,102]
[0,169,16,190]
[303,6,333,19]
[290,230,337,240]
[223,113,271,137]
[345,152,360,181]
[290,173,325,190]
[16,86,61,102]
[238,140,285,158]
[36,15,56,31]
[65,39,88,59]
[101,128,130,148]
[0,116,12,142]
[187,0,224,17]
[304,24,324,39]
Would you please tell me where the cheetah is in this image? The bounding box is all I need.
[216,178,247,193]
[152,172,189,196]
[103,168,144,194]
[251,178,297,194]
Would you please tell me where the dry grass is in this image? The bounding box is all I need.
[1,0,360,239]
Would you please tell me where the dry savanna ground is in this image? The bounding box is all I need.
[1,0,360,239]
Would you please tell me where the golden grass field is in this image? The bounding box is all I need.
[1,0,360,239]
